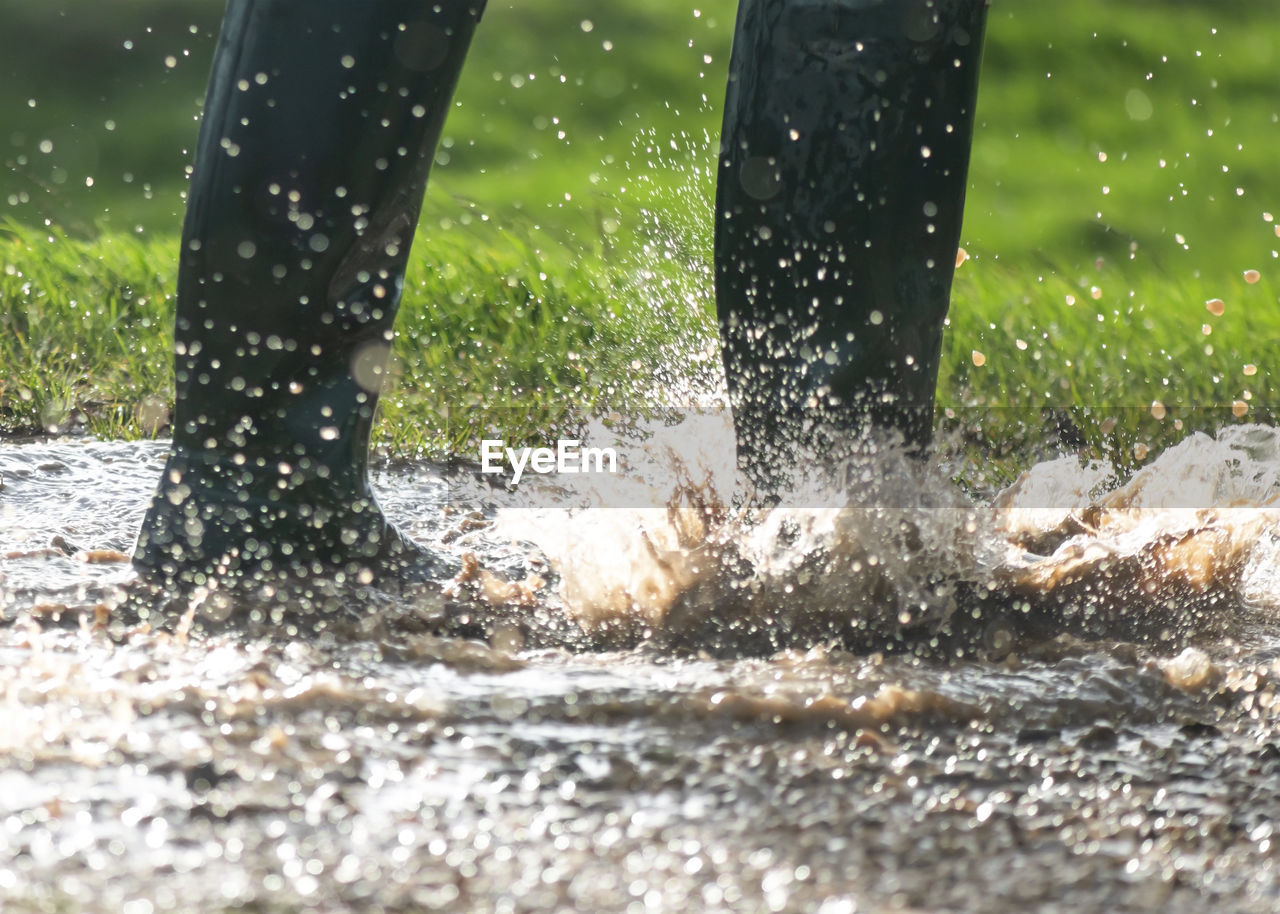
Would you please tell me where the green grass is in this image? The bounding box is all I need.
[5,210,1278,479]
[941,252,1280,485]
[3,0,1279,480]
[0,212,716,456]
[0,222,175,437]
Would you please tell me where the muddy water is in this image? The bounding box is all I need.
[4,433,1280,913]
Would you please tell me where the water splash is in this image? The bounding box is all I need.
[490,421,1280,653]
[5,425,1280,653]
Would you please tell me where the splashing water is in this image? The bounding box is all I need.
[491,412,983,652]
[7,427,1280,911]
[6,422,1280,649]
[481,418,1280,655]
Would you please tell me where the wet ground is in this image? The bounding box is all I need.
[4,435,1280,913]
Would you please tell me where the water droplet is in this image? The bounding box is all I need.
[1125,88,1153,121]
[351,342,390,394]
[1206,298,1226,316]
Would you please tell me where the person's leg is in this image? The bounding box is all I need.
[716,0,988,490]
[134,0,485,589]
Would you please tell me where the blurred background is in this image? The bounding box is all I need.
[2,0,1276,279]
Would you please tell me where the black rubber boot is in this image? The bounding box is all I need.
[134,0,486,590]
[715,0,989,491]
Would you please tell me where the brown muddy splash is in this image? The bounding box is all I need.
[493,421,1280,653]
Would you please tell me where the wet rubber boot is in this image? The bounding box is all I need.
[715,0,989,491]
[133,0,486,590]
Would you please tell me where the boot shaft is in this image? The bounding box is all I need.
[174,0,486,474]
[716,0,990,480]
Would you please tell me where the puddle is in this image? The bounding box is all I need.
[3,430,1280,912]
